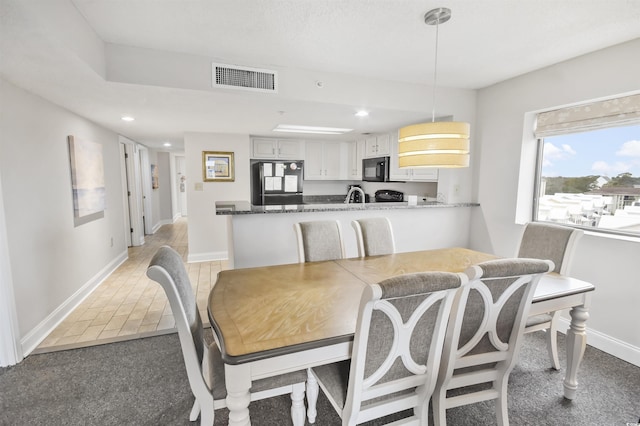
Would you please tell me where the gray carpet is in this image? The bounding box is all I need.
[1,331,638,425]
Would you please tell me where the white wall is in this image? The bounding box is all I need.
[471,39,640,364]
[156,151,174,224]
[0,78,128,355]
[184,132,251,262]
[147,149,174,231]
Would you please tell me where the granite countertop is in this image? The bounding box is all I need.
[215,200,480,215]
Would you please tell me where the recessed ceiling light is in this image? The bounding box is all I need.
[273,124,353,135]
[121,116,135,122]
[163,142,172,147]
[355,110,369,117]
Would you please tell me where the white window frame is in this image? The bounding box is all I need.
[516,91,640,241]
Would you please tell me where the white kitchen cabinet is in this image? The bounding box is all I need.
[348,139,366,180]
[305,141,347,180]
[251,138,303,159]
[389,131,439,181]
[364,134,390,157]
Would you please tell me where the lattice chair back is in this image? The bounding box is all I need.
[433,258,554,426]
[342,271,466,425]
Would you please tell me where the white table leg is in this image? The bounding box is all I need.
[225,363,252,426]
[306,368,319,424]
[563,304,589,400]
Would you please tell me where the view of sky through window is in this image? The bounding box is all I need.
[542,124,640,178]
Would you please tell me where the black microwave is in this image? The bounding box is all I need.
[362,156,390,182]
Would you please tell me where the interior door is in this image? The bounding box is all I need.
[176,155,187,216]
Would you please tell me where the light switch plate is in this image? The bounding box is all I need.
[195,182,203,191]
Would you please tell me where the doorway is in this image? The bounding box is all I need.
[176,155,187,217]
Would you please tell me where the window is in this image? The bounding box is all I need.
[532,94,640,237]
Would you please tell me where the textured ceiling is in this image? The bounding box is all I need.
[1,0,639,150]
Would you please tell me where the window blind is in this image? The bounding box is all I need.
[534,93,640,138]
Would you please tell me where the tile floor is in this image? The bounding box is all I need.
[35,218,228,352]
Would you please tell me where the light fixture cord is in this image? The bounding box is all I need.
[431,18,440,123]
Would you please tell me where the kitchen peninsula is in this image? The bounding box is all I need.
[216,200,479,268]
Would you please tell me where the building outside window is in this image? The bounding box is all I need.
[533,94,640,236]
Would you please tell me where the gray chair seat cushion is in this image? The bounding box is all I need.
[526,313,554,327]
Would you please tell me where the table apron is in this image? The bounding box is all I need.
[242,341,352,381]
[530,292,591,316]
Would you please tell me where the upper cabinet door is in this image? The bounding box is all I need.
[304,141,348,180]
[348,139,365,180]
[364,134,391,157]
[252,138,278,159]
[304,141,325,180]
[277,140,304,159]
[251,138,303,159]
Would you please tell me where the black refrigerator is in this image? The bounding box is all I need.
[251,160,304,205]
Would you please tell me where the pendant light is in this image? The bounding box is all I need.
[398,8,470,168]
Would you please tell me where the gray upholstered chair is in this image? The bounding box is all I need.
[517,222,583,369]
[308,271,465,425]
[146,246,308,426]
[351,217,396,257]
[433,258,554,426]
[294,220,346,262]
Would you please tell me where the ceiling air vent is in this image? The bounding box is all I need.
[212,63,278,93]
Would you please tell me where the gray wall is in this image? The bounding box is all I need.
[0,78,127,350]
[471,39,640,362]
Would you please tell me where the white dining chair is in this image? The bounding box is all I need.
[351,217,396,257]
[146,245,308,426]
[517,222,583,369]
[433,258,554,426]
[294,220,346,262]
[308,271,465,425]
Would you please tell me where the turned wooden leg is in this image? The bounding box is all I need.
[225,364,251,426]
[290,382,306,426]
[306,368,319,424]
[547,311,561,370]
[563,305,589,400]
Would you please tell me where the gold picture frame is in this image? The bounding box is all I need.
[203,151,235,182]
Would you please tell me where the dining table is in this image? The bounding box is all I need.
[207,247,595,426]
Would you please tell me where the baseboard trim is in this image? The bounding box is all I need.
[187,251,228,263]
[558,317,640,367]
[20,250,129,357]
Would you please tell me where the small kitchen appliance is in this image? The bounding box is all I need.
[362,156,390,182]
[374,189,404,202]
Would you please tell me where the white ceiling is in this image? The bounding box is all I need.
[1,0,639,151]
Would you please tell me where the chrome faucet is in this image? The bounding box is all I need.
[345,186,366,204]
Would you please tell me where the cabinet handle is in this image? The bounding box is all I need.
[272,148,275,154]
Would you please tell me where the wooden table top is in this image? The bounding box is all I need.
[208,247,497,363]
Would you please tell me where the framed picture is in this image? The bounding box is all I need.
[203,151,235,182]
[68,135,106,226]
[151,164,159,189]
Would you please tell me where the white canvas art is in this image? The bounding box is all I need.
[68,135,105,224]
